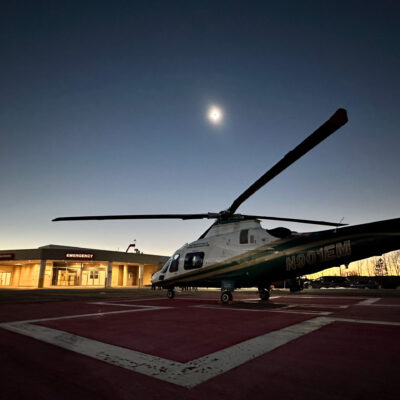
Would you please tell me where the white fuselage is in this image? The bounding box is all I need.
[151,219,276,285]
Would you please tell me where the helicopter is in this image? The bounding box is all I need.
[53,108,400,303]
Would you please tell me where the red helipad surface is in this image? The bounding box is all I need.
[0,293,399,399]
[36,301,312,362]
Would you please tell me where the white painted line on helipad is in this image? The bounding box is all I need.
[12,305,172,324]
[100,296,281,304]
[357,298,381,305]
[283,303,349,309]
[354,299,400,307]
[358,304,400,307]
[173,297,224,301]
[88,302,162,307]
[1,322,185,381]
[94,297,168,303]
[240,296,281,300]
[288,295,365,300]
[190,304,332,316]
[258,303,347,310]
[1,299,398,388]
[331,317,400,326]
[174,316,333,387]
[0,316,333,388]
[98,297,218,303]
[172,296,282,301]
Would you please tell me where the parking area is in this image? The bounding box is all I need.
[0,291,399,399]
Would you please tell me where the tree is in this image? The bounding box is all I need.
[374,257,388,276]
[383,250,400,276]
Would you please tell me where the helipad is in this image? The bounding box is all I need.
[0,292,399,399]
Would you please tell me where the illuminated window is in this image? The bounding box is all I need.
[90,271,99,279]
[0,272,11,286]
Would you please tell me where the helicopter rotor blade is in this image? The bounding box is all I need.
[239,214,347,227]
[53,212,346,227]
[226,108,348,215]
[52,213,220,222]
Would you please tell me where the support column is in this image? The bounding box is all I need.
[78,263,83,286]
[106,262,113,288]
[123,265,128,286]
[139,264,144,288]
[38,260,46,288]
[12,265,21,288]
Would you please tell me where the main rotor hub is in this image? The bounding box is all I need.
[217,211,247,222]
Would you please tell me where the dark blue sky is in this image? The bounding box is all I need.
[1,1,399,254]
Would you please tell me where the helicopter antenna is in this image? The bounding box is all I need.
[335,217,345,232]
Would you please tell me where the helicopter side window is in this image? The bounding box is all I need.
[240,229,249,244]
[184,252,204,270]
[169,253,180,272]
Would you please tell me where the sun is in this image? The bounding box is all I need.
[207,106,223,124]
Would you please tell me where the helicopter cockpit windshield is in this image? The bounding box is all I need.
[160,259,171,273]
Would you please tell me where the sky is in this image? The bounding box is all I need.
[1,0,399,256]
